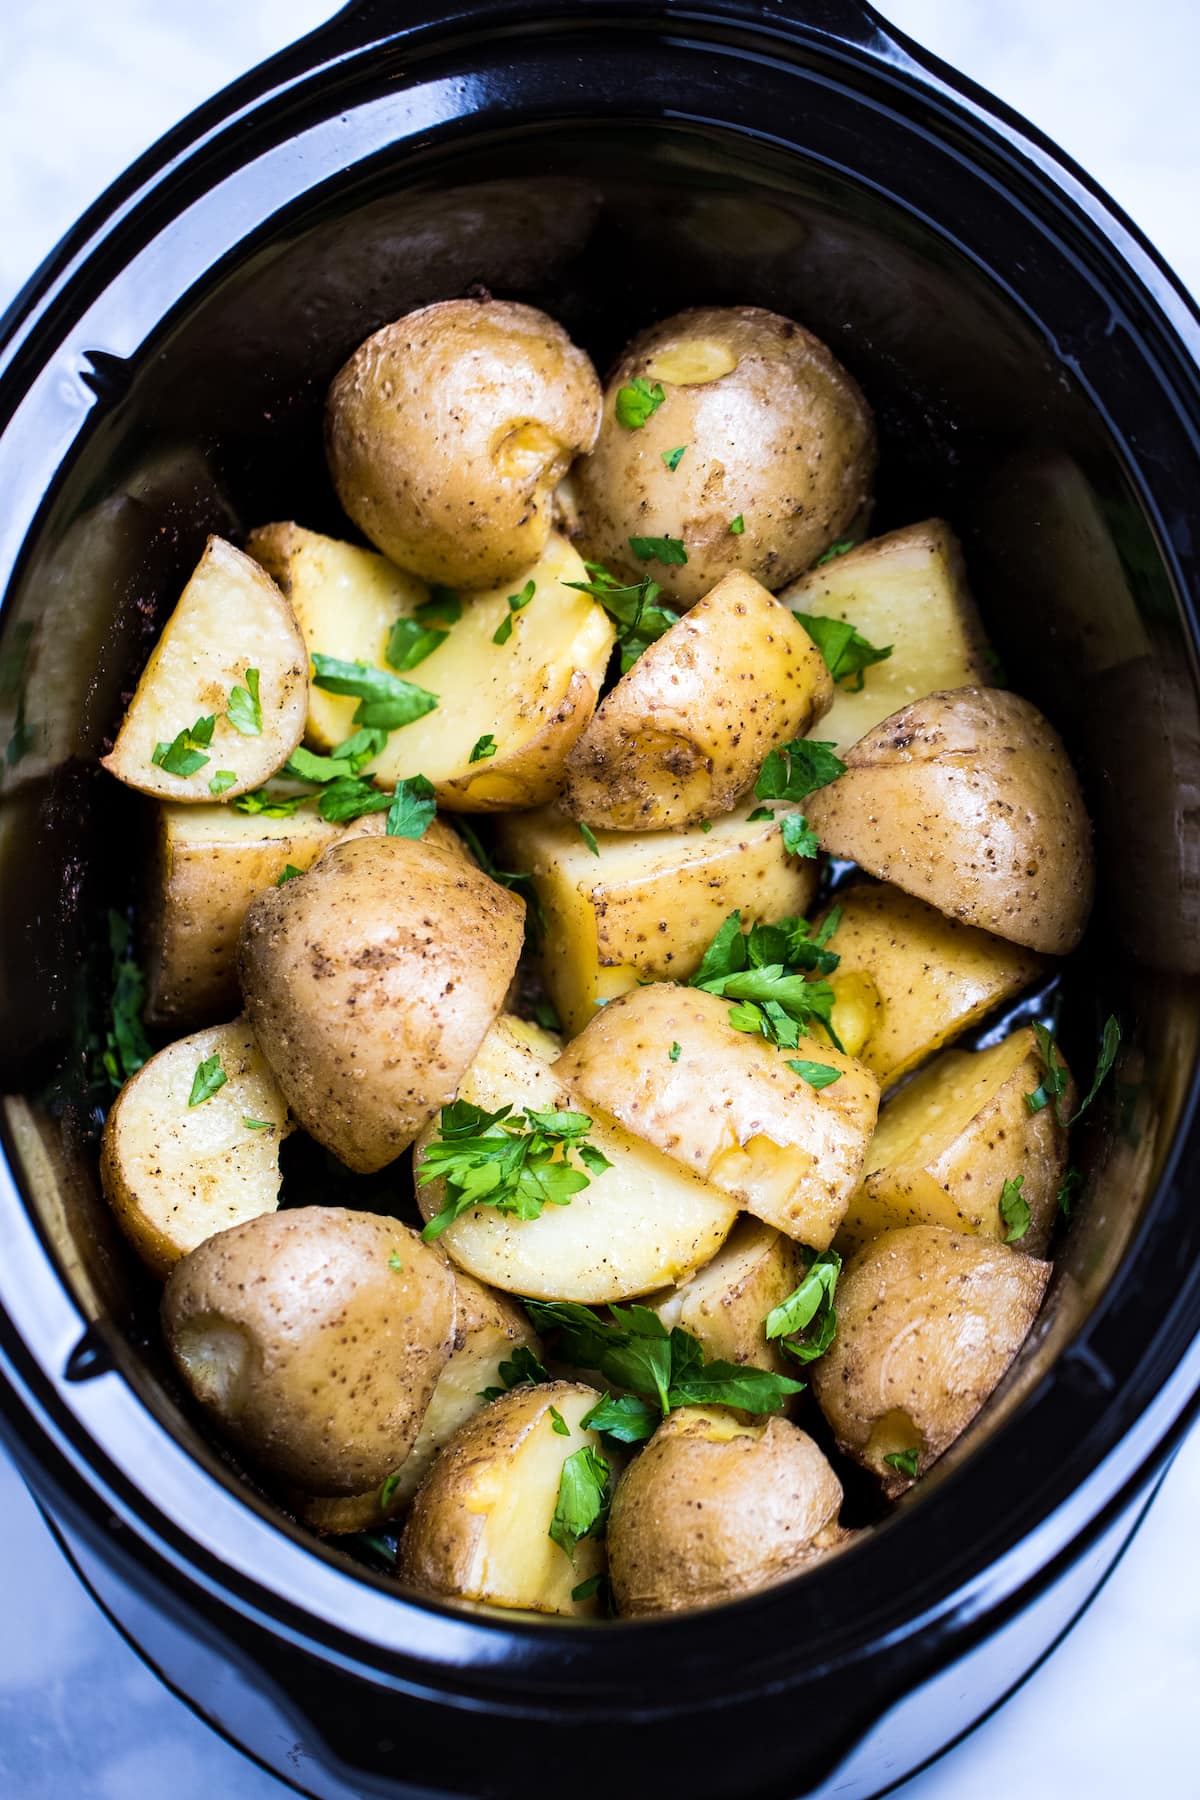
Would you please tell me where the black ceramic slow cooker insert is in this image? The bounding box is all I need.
[0,4,1198,1797]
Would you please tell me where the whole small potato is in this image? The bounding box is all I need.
[161,1209,456,1495]
[325,299,601,589]
[607,1408,847,1616]
[575,305,875,606]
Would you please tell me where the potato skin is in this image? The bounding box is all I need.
[325,299,601,589]
[238,833,523,1172]
[575,305,875,607]
[805,687,1095,953]
[811,1225,1051,1496]
[560,571,833,829]
[645,1218,807,1382]
[161,1209,456,1495]
[607,1408,846,1616]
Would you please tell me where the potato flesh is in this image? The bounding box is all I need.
[414,1015,737,1301]
[645,1218,806,1379]
[496,798,818,1038]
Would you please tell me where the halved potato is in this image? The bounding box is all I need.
[779,520,991,753]
[100,536,307,801]
[399,1381,608,1617]
[805,688,1095,954]
[496,797,820,1037]
[99,1019,291,1279]
[250,523,614,810]
[840,1026,1073,1258]
[555,984,879,1248]
[645,1218,807,1380]
[414,1014,737,1301]
[560,571,832,830]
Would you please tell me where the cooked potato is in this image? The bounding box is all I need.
[496,797,819,1037]
[840,1026,1073,1258]
[100,536,307,801]
[414,1014,737,1302]
[815,882,1045,1086]
[607,1408,846,1616]
[811,1225,1051,1495]
[805,688,1095,953]
[645,1219,807,1380]
[99,1020,291,1278]
[779,519,991,753]
[325,299,602,589]
[555,984,879,1248]
[238,833,524,1172]
[575,305,875,606]
[295,1273,543,1533]
[250,523,614,811]
[162,1209,457,1494]
[560,571,832,829]
[399,1381,607,1617]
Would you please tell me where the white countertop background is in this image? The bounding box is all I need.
[1,2,1198,1794]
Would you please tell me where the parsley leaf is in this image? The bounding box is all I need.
[1073,1015,1122,1122]
[379,1470,404,1509]
[548,1405,571,1436]
[814,539,857,566]
[780,813,819,858]
[98,911,151,1091]
[690,908,842,1050]
[275,864,302,885]
[386,616,448,671]
[418,1102,607,1241]
[755,739,845,804]
[1057,1165,1083,1220]
[578,821,600,857]
[417,588,462,625]
[615,376,665,429]
[532,997,562,1033]
[208,770,237,796]
[787,1059,842,1089]
[315,778,392,824]
[628,534,688,566]
[549,1444,611,1561]
[310,653,437,732]
[385,774,436,840]
[388,1250,403,1271]
[151,714,215,778]
[729,514,745,535]
[669,1042,682,1063]
[284,730,387,787]
[580,1392,660,1445]
[792,611,892,692]
[469,734,497,763]
[232,788,312,818]
[570,1572,612,1606]
[765,1249,841,1363]
[492,580,536,646]
[188,1054,227,1107]
[478,1343,551,1402]
[243,1117,273,1130]
[661,445,687,471]
[1027,1017,1120,1128]
[883,1447,920,1479]
[562,561,677,674]
[999,1175,1031,1243]
[747,807,775,822]
[226,667,262,736]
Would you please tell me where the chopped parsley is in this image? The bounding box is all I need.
[814,539,857,566]
[418,1100,609,1241]
[188,1054,227,1108]
[386,615,448,671]
[284,730,387,788]
[780,813,819,859]
[689,907,843,1050]
[315,778,392,824]
[310,653,437,732]
[699,819,713,833]
[755,739,845,804]
[532,997,562,1033]
[385,773,436,840]
[661,445,687,471]
[232,788,312,819]
[478,1343,551,1403]
[999,1174,1032,1244]
[615,376,665,429]
[469,734,498,763]
[765,1249,842,1364]
[226,667,262,736]
[417,588,462,626]
[628,534,688,567]
[578,821,600,857]
[379,1470,404,1510]
[562,561,677,674]
[275,864,302,885]
[492,579,537,646]
[1026,1017,1120,1128]
[388,1250,403,1272]
[151,714,215,778]
[570,1572,612,1606]
[549,1444,611,1561]
[787,1059,842,1089]
[208,770,237,797]
[548,1405,571,1437]
[669,1042,682,1063]
[98,911,151,1091]
[1057,1165,1083,1220]
[792,610,892,692]
[728,514,745,535]
[747,807,775,823]
[242,1117,273,1130]
[883,1447,920,1479]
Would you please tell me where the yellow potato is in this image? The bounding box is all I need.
[238,833,524,1172]
[645,1218,807,1380]
[560,571,832,829]
[161,1210,457,1494]
[100,536,307,801]
[555,984,879,1248]
[811,1225,1051,1495]
[399,1381,608,1617]
[325,299,601,589]
[779,519,991,753]
[414,1015,737,1302]
[805,688,1095,953]
[496,797,819,1037]
[99,1020,291,1279]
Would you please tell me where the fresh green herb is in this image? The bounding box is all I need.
[417,588,462,626]
[188,1054,227,1108]
[532,998,562,1033]
[232,788,312,818]
[1057,1165,1083,1220]
[284,729,387,787]
[208,770,237,797]
[151,714,215,778]
[1027,1017,1121,1128]
[883,1447,920,1479]
[469,734,497,763]
[755,739,845,804]
[350,1530,398,1566]
[226,667,262,736]
[386,773,436,840]
[628,534,688,567]
[983,646,1009,688]
[98,911,151,1091]
[275,864,302,885]
[669,1042,682,1063]
[999,1174,1032,1244]
[581,1391,660,1445]
[765,1249,841,1364]
[379,1471,404,1510]
[699,820,713,834]
[814,539,856,566]
[388,1250,403,1272]
[1072,1015,1122,1122]
[747,807,775,823]
[570,1572,612,1605]
[548,1405,570,1437]
[563,561,677,674]
[780,813,819,859]
[418,1101,606,1241]
[315,778,392,824]
[661,445,687,471]
[310,653,437,732]
[492,579,537,646]
[549,1444,611,1561]
[579,821,600,857]
[452,820,546,942]
[578,1142,614,1178]
[792,611,892,692]
[615,376,665,429]
[787,1059,842,1089]
[386,616,448,671]
[689,908,843,1050]
[728,514,745,535]
[478,1343,552,1402]
[242,1117,274,1130]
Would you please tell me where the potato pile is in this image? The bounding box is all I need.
[94,295,1113,1621]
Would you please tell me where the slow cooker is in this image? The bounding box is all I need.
[0,3,1198,1796]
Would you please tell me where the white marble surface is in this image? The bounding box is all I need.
[1,2,1198,1796]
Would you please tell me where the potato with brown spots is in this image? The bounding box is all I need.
[238,832,524,1173]
[644,1218,807,1381]
[560,571,833,830]
[161,1210,457,1495]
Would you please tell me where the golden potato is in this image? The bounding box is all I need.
[161,1210,457,1494]
[555,984,879,1248]
[414,1014,737,1302]
[841,1026,1073,1258]
[607,1408,846,1616]
[325,299,601,589]
[779,519,991,753]
[811,1225,1051,1495]
[238,833,524,1172]
[100,536,307,801]
[399,1381,607,1617]
[99,1020,291,1279]
[645,1218,807,1380]
[560,571,832,830]
[805,688,1095,953]
[496,797,819,1037]
[575,305,875,606]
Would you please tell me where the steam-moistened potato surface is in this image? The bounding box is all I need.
[607,1408,846,1616]
[574,306,875,606]
[249,524,614,810]
[325,299,602,589]
[555,985,879,1248]
[100,536,307,801]
[238,834,524,1172]
[805,688,1095,954]
[841,1027,1073,1258]
[161,1210,457,1494]
[645,1218,806,1379]
[815,883,1045,1086]
[295,1274,543,1533]
[414,1014,737,1301]
[99,1020,291,1278]
[779,521,991,754]
[399,1382,607,1617]
[811,1225,1051,1496]
[496,798,818,1037]
[560,571,832,830]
